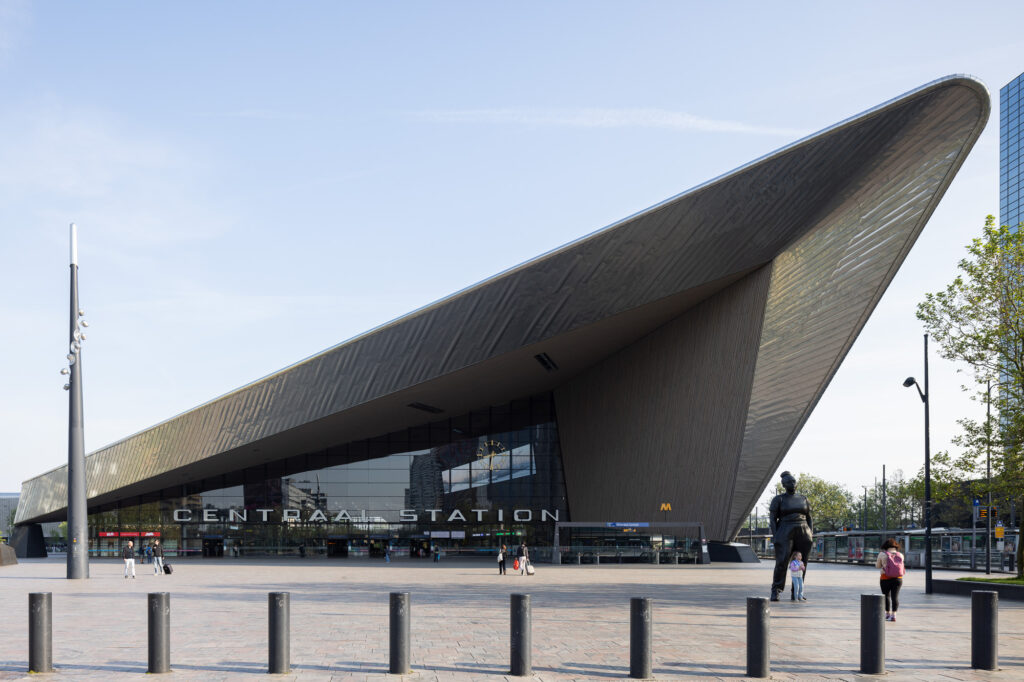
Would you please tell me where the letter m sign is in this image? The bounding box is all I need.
[659,502,672,511]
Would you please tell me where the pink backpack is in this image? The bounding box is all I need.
[883,551,905,578]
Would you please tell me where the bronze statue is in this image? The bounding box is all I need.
[769,471,813,601]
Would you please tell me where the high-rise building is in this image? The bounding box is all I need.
[1001,73,1024,229]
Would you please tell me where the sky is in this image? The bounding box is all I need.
[2,3,1024,512]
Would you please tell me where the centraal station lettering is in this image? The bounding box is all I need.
[172,508,560,523]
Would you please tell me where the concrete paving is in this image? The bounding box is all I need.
[0,556,1020,680]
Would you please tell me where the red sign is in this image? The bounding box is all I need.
[98,532,118,537]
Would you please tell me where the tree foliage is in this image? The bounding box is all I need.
[916,216,1024,504]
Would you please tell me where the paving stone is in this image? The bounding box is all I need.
[0,558,1020,679]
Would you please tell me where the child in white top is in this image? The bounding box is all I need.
[789,551,806,601]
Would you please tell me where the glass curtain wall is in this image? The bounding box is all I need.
[87,393,568,558]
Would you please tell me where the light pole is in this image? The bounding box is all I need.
[863,486,869,530]
[986,379,992,575]
[903,333,932,594]
[882,464,887,532]
[63,223,90,579]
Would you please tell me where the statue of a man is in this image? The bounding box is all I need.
[769,470,813,601]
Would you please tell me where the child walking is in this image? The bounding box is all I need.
[789,551,806,601]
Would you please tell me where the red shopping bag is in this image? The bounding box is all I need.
[513,558,520,571]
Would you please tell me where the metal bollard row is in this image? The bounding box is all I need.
[23,589,1003,677]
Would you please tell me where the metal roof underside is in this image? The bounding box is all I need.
[17,76,989,527]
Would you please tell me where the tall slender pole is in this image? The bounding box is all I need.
[882,465,887,533]
[67,223,89,579]
[863,487,868,530]
[986,380,992,575]
[924,334,933,595]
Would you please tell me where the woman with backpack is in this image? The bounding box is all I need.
[876,537,905,622]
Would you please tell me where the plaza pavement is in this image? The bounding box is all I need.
[0,556,1020,681]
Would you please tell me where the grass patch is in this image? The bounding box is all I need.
[956,576,1024,585]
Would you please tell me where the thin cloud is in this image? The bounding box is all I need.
[411,107,807,137]
[191,109,311,121]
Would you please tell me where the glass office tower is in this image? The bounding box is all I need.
[1001,73,1024,230]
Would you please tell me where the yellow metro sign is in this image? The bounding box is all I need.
[660,502,672,511]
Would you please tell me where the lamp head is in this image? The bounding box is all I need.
[903,377,916,388]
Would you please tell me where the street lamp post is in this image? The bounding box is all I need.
[863,486,869,530]
[903,333,932,595]
[882,464,887,533]
[986,379,992,575]
[64,223,89,579]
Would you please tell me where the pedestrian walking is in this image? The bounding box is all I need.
[152,539,165,575]
[497,544,506,575]
[877,537,905,622]
[433,544,440,562]
[122,540,136,579]
[144,543,153,564]
[789,551,806,600]
[518,542,529,575]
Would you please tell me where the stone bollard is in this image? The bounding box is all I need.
[268,592,290,674]
[971,590,998,670]
[630,598,652,679]
[746,597,769,678]
[28,592,52,673]
[389,592,411,674]
[510,593,532,676]
[148,592,171,674]
[860,594,884,675]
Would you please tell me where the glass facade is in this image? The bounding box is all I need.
[86,393,569,559]
[1001,73,1024,230]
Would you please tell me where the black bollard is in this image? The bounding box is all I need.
[389,592,410,674]
[860,594,884,675]
[28,592,52,673]
[510,593,532,676]
[971,590,998,670]
[148,592,171,674]
[630,597,652,679]
[746,597,769,678]
[269,592,290,674]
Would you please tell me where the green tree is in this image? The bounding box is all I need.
[773,473,854,531]
[917,216,1024,575]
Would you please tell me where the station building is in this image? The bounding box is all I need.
[13,76,989,561]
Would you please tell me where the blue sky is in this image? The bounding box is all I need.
[2,3,1024,509]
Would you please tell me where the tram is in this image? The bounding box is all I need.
[811,528,1019,572]
[742,527,1019,572]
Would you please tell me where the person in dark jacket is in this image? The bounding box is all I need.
[518,543,530,575]
[122,540,136,579]
[152,539,165,575]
